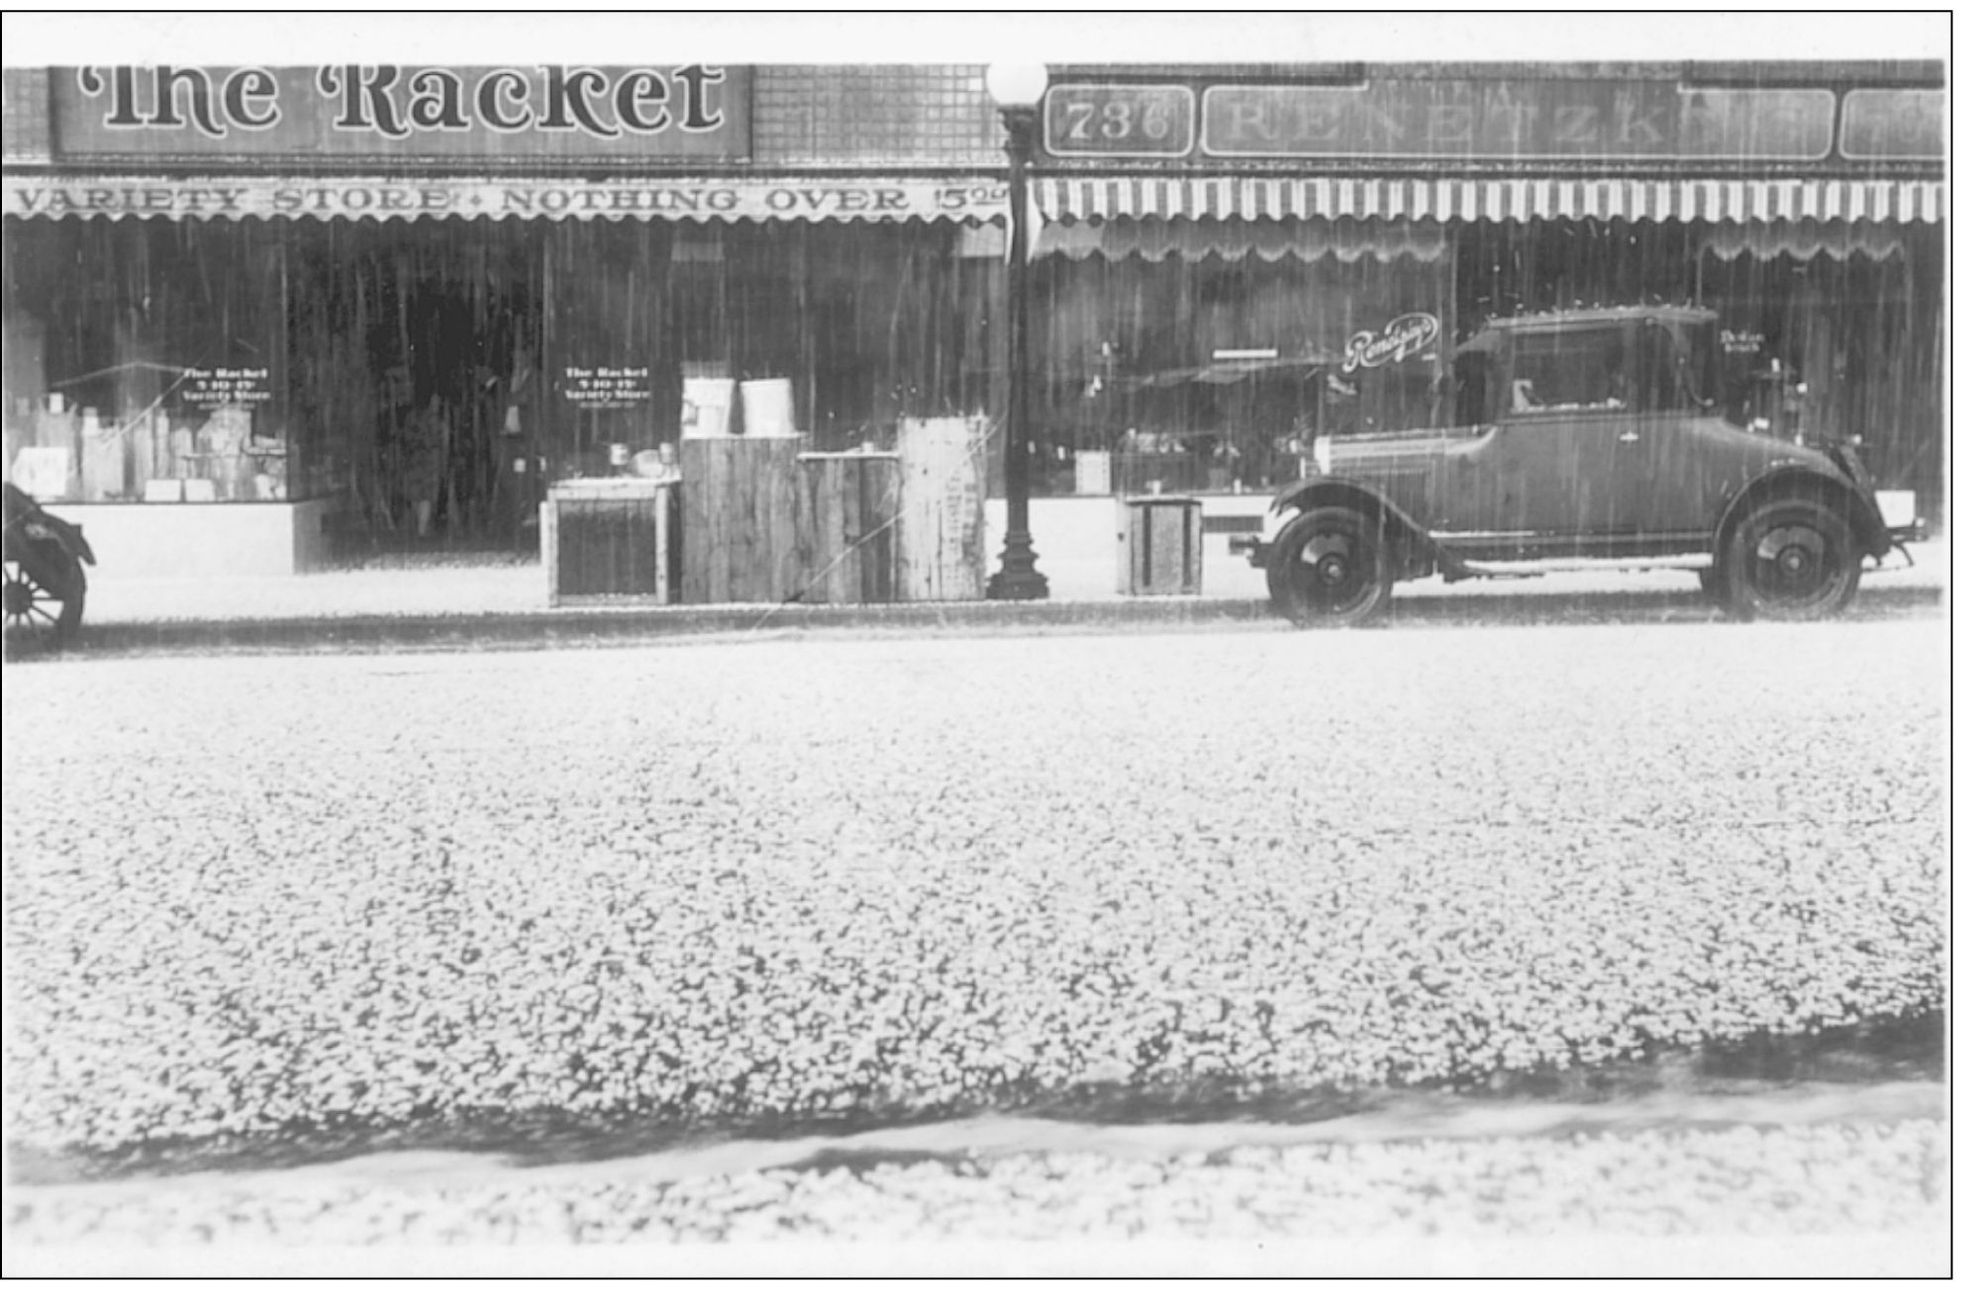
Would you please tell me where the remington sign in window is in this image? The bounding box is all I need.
[51,65,752,164]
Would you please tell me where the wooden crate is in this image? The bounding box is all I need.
[679,437,803,605]
[1117,496,1203,596]
[542,479,677,607]
[896,416,986,602]
[797,451,900,604]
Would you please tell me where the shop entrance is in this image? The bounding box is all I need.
[286,220,543,552]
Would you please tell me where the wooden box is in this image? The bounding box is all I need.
[679,437,803,605]
[797,451,900,604]
[1117,496,1203,596]
[542,478,677,606]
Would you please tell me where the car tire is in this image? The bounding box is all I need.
[1697,565,1731,611]
[1722,495,1861,621]
[1267,506,1393,627]
[2,555,84,651]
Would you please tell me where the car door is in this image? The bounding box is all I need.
[1630,317,1720,537]
[1444,323,1646,549]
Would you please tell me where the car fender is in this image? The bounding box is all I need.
[7,498,97,567]
[1713,463,1891,562]
[1266,478,1441,578]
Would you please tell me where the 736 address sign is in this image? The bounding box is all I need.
[1043,84,1194,157]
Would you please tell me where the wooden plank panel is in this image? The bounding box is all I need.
[542,499,560,606]
[681,437,801,604]
[896,417,986,602]
[864,457,899,605]
[792,455,825,602]
[680,438,712,603]
[761,438,801,602]
[814,459,854,605]
[654,482,674,605]
[1115,498,1131,595]
[795,452,902,604]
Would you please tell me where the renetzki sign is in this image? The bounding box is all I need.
[52,66,752,164]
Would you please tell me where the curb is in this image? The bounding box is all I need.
[72,596,1281,656]
[27,582,1943,659]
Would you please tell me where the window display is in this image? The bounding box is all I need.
[2,217,312,505]
[1030,227,1449,494]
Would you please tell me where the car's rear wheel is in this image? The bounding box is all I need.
[1267,506,1393,627]
[1723,495,1861,621]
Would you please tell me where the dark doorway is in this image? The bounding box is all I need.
[287,220,543,553]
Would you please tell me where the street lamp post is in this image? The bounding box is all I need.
[984,63,1050,601]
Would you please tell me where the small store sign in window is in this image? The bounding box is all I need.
[1342,314,1440,374]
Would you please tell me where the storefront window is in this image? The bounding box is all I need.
[3,217,305,506]
[1031,224,1447,493]
[541,219,997,476]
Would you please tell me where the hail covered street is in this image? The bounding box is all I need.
[2,613,1946,1271]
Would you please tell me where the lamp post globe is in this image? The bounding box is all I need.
[984,63,1051,601]
[984,63,1049,110]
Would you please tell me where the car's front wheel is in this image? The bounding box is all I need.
[1267,506,1393,627]
[2,554,84,652]
[1722,495,1861,621]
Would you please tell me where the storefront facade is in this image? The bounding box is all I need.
[1,62,1947,581]
[1020,63,1945,518]
[1,65,1012,572]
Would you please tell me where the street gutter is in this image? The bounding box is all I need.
[25,583,1942,660]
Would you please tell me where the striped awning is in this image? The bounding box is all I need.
[1034,176,1946,225]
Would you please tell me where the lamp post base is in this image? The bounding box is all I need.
[986,533,1050,600]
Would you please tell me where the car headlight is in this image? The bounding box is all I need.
[1311,436,1333,476]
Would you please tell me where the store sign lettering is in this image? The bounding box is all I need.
[55,66,751,161]
[182,366,272,407]
[1044,85,1194,158]
[1342,313,1439,374]
[5,178,1009,223]
[12,185,251,214]
[1200,82,1836,161]
[562,365,651,409]
[312,66,727,140]
[1839,88,1944,161]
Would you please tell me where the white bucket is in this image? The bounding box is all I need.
[740,378,798,437]
[680,377,736,438]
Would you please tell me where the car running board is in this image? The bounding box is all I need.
[1447,553,1715,580]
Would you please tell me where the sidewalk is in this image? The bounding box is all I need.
[66,535,1944,653]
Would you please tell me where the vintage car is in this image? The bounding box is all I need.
[1234,306,1921,625]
